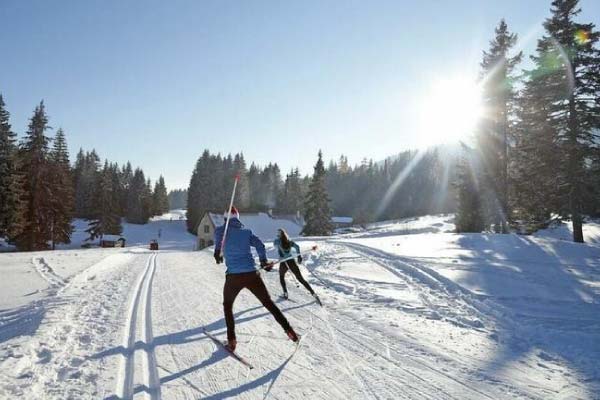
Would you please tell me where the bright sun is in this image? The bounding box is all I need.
[416,77,483,148]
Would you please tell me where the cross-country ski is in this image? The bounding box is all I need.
[203,328,255,370]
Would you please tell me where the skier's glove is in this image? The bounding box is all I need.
[260,259,273,271]
[297,255,303,264]
[214,252,223,264]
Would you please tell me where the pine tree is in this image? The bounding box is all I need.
[247,163,262,210]
[0,94,24,240]
[48,128,74,249]
[233,153,250,209]
[455,146,485,233]
[167,189,187,210]
[523,0,600,242]
[74,150,100,219]
[186,150,219,232]
[16,101,54,250]
[302,151,333,236]
[86,162,122,240]
[512,69,561,229]
[280,168,304,215]
[477,19,522,233]
[119,162,133,216]
[144,178,153,220]
[152,175,169,216]
[126,168,151,224]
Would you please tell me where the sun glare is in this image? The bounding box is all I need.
[416,77,483,147]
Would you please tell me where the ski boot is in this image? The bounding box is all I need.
[225,338,237,352]
[286,328,299,343]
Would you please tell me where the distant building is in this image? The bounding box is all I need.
[331,216,353,229]
[100,235,126,248]
[196,211,303,250]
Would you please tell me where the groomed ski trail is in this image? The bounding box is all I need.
[113,252,161,400]
[151,249,533,399]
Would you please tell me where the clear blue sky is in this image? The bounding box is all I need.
[1,0,598,190]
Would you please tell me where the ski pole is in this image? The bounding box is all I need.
[219,174,240,258]
[260,245,318,270]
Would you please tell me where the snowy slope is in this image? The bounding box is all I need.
[1,212,599,399]
[61,213,196,251]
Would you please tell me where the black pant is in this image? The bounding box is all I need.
[279,260,315,295]
[223,271,291,341]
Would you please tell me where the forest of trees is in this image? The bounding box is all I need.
[0,98,169,251]
[456,0,600,243]
[168,189,187,210]
[185,147,456,234]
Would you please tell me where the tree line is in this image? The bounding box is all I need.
[456,0,600,243]
[185,147,456,235]
[185,150,309,233]
[168,189,187,210]
[0,98,169,251]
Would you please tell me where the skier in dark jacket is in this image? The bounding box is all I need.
[214,206,298,351]
[274,228,321,305]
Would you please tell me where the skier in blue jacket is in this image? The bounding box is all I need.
[214,206,298,351]
[274,228,321,305]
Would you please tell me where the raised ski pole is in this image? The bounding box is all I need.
[219,174,240,259]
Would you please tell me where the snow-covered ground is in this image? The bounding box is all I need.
[58,209,195,251]
[535,219,600,244]
[1,213,599,399]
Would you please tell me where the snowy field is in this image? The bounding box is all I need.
[1,213,599,399]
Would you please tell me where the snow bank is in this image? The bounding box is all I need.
[535,219,600,244]
[150,208,187,221]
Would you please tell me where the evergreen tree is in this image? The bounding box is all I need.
[74,150,100,219]
[477,19,522,233]
[0,94,24,240]
[521,0,600,242]
[86,162,122,240]
[455,147,485,233]
[186,150,211,232]
[233,153,250,209]
[48,128,74,249]
[126,168,151,224]
[16,102,54,250]
[168,189,187,210]
[119,162,133,216]
[247,162,262,210]
[512,70,561,228]
[152,175,169,216]
[302,151,333,236]
[279,168,304,215]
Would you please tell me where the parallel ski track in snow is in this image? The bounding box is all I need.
[114,252,161,400]
[312,240,535,400]
[31,256,68,289]
[332,241,501,326]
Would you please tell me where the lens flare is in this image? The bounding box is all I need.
[575,29,590,45]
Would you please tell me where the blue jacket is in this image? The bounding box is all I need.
[273,238,300,259]
[214,218,266,275]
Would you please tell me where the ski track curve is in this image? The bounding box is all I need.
[299,240,538,400]
[31,256,67,289]
[330,240,506,328]
[113,252,161,400]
